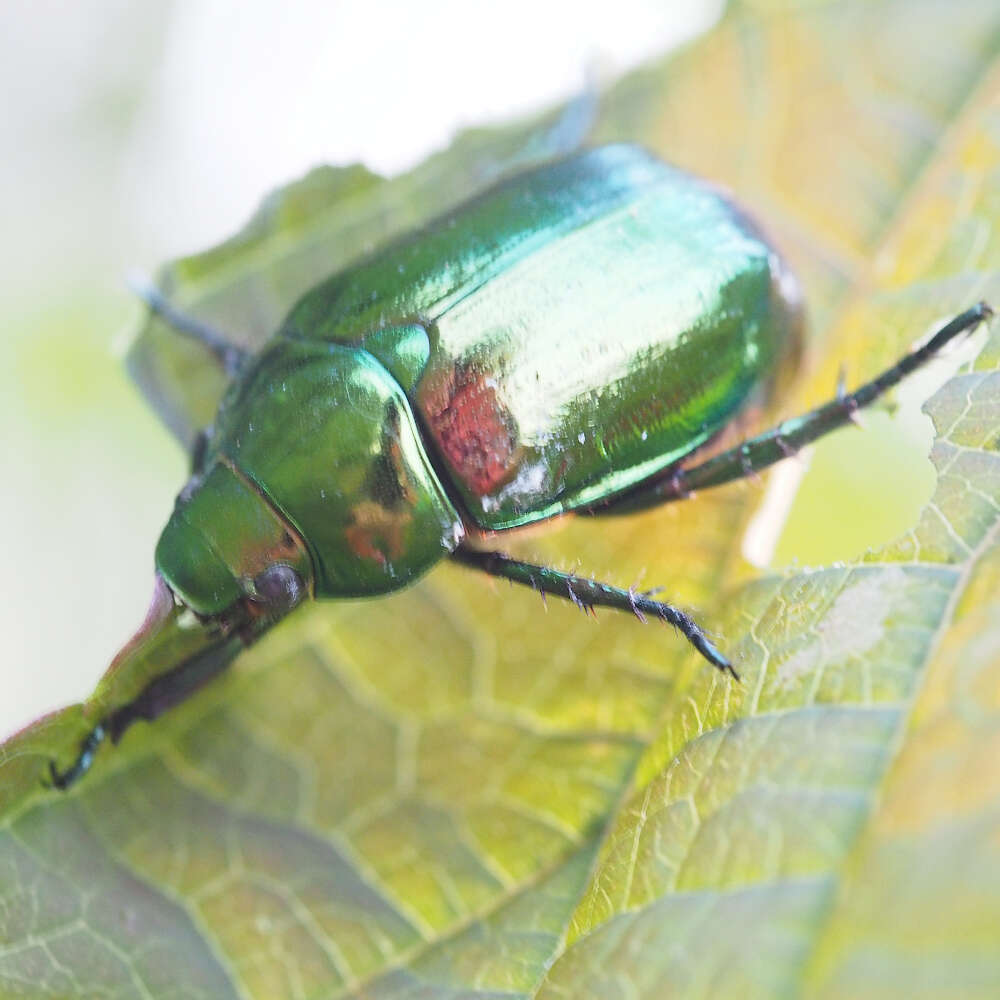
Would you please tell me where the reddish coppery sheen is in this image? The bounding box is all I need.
[421,363,521,497]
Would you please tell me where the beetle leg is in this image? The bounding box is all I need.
[589,302,993,513]
[46,723,107,790]
[188,427,214,476]
[128,274,249,377]
[451,546,737,678]
[45,630,245,791]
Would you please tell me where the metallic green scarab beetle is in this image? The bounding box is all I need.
[50,143,992,788]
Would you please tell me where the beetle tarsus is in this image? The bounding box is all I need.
[452,546,735,675]
[646,598,739,680]
[689,631,740,682]
[46,723,107,791]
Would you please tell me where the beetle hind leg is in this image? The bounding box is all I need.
[451,546,737,678]
[588,301,993,514]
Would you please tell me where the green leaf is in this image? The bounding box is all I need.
[2,1,999,997]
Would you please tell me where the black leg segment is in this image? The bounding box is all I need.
[47,724,107,790]
[592,302,993,514]
[129,274,249,377]
[451,545,738,678]
[46,633,243,791]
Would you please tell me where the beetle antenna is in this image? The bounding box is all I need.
[127,272,249,377]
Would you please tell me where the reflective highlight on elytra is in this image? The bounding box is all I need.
[283,145,802,528]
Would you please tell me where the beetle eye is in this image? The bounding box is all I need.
[252,564,305,612]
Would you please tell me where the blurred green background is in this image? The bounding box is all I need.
[2,0,947,740]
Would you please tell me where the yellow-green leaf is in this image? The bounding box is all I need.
[2,2,999,998]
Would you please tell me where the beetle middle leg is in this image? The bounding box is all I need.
[129,275,248,376]
[587,302,993,514]
[451,546,737,678]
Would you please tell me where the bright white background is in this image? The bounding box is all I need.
[1,0,722,738]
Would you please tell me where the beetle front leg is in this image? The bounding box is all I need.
[590,302,993,514]
[47,723,107,790]
[46,633,244,792]
[451,546,737,678]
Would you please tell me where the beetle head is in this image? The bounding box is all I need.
[154,459,313,628]
[151,336,464,631]
[90,470,313,759]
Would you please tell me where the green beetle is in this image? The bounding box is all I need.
[50,144,992,788]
